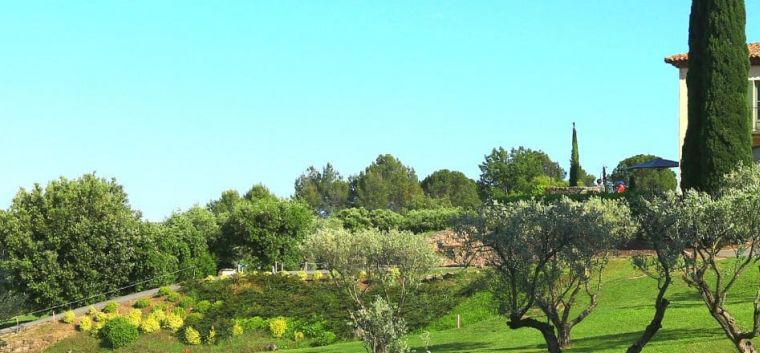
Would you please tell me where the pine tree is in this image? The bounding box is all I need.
[569,122,580,187]
[681,0,751,192]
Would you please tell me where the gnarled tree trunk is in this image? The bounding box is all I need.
[508,316,562,353]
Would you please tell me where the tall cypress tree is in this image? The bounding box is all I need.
[681,0,751,192]
[569,122,580,187]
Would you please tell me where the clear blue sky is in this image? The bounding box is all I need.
[2,1,760,220]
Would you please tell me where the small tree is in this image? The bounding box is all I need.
[569,123,580,187]
[477,146,565,200]
[470,197,633,352]
[295,163,350,216]
[304,227,440,353]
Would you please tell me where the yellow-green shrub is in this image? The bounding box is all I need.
[231,322,244,337]
[185,326,201,345]
[294,331,304,343]
[61,310,76,324]
[151,308,166,323]
[103,301,119,313]
[87,305,98,316]
[312,271,323,281]
[126,309,142,327]
[207,326,216,344]
[140,314,161,333]
[163,313,184,333]
[297,271,308,281]
[78,316,93,332]
[269,317,287,338]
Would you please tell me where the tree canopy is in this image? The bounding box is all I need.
[294,163,350,216]
[420,169,480,209]
[477,146,566,200]
[349,154,424,211]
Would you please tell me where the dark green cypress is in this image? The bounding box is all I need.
[681,0,751,192]
[569,122,580,187]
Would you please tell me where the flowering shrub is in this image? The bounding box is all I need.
[163,313,184,333]
[140,315,161,333]
[78,316,93,332]
[184,326,202,345]
[103,302,119,314]
[126,309,142,327]
[269,317,287,338]
[61,310,76,324]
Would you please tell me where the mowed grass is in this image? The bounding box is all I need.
[47,258,759,352]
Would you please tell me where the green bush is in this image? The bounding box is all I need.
[166,291,181,303]
[194,300,211,313]
[157,286,173,297]
[312,331,337,346]
[401,208,464,233]
[102,302,119,314]
[178,296,195,309]
[185,313,204,327]
[87,305,98,316]
[78,316,93,332]
[369,209,404,231]
[335,208,371,231]
[172,307,187,318]
[238,316,267,332]
[100,317,139,349]
[133,298,150,309]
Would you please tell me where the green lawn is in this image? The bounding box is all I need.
[46,258,759,352]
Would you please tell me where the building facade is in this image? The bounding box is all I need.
[665,42,760,160]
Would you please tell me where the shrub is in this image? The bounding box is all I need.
[166,291,181,303]
[157,286,173,297]
[151,308,166,323]
[239,316,267,331]
[231,321,244,337]
[269,317,288,338]
[184,326,202,345]
[87,305,98,316]
[78,316,93,332]
[312,272,323,281]
[61,310,76,324]
[163,313,184,333]
[212,300,224,310]
[102,302,119,314]
[312,331,337,346]
[194,300,211,313]
[94,312,110,322]
[126,309,142,327]
[133,298,150,309]
[294,331,304,343]
[297,271,308,281]
[101,317,139,349]
[185,313,204,327]
[178,296,195,309]
[172,307,187,318]
[154,303,169,311]
[140,315,161,333]
[207,326,217,344]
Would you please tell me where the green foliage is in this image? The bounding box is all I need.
[194,300,211,313]
[178,296,195,309]
[155,207,219,281]
[133,298,150,309]
[335,207,372,231]
[171,307,187,318]
[569,123,581,187]
[369,209,404,231]
[421,169,481,209]
[163,313,184,333]
[157,287,173,297]
[610,154,677,193]
[87,305,98,316]
[184,312,204,327]
[100,317,139,349]
[477,146,566,200]
[269,317,288,338]
[313,331,337,346]
[184,326,202,345]
[231,322,244,337]
[102,302,119,314]
[62,310,76,324]
[349,154,424,211]
[529,175,569,196]
[219,195,314,268]
[353,297,409,353]
[166,291,180,303]
[125,309,142,327]
[295,163,350,216]
[682,0,752,192]
[0,174,146,308]
[238,316,267,331]
[401,208,468,233]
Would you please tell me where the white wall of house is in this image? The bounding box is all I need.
[676,65,760,162]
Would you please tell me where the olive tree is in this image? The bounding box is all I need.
[303,226,440,353]
[471,197,634,352]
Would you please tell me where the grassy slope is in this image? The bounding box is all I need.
[47,259,759,352]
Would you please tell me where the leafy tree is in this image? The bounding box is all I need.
[569,123,581,187]
[681,0,752,192]
[477,146,566,200]
[294,163,350,216]
[470,197,634,352]
[303,227,440,353]
[207,190,242,219]
[349,154,424,211]
[420,169,480,209]
[159,207,218,279]
[0,174,146,308]
[243,183,277,202]
[610,155,677,192]
[221,197,314,269]
[577,166,597,187]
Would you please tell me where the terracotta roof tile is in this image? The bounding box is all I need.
[665,42,760,68]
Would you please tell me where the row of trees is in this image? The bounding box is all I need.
[294,150,677,216]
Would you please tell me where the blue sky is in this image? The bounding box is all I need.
[2,1,760,220]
